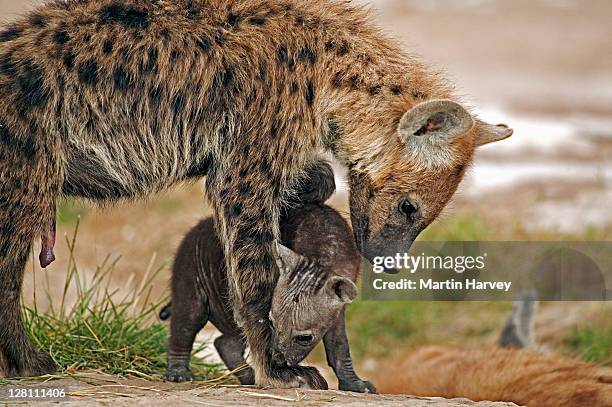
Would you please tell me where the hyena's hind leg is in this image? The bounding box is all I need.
[214,334,255,385]
[0,143,60,376]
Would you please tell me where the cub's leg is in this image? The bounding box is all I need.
[214,334,254,385]
[164,294,208,382]
[323,310,377,393]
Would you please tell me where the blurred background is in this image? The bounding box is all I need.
[3,0,610,379]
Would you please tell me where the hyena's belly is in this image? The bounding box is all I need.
[61,137,212,201]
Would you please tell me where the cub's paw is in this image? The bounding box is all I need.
[163,365,194,382]
[339,379,378,394]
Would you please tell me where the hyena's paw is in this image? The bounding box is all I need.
[163,365,194,382]
[339,379,378,394]
[5,351,58,378]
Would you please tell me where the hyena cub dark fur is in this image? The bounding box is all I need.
[160,203,376,393]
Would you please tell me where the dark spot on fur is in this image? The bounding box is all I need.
[186,5,200,20]
[160,28,170,41]
[113,65,131,92]
[196,36,211,53]
[258,63,266,81]
[78,59,98,86]
[229,202,243,217]
[331,71,343,88]
[170,49,180,62]
[390,85,403,95]
[349,74,360,89]
[142,46,158,73]
[270,121,279,139]
[23,137,37,160]
[29,13,47,28]
[324,40,334,52]
[99,2,150,29]
[63,51,75,70]
[277,45,287,64]
[454,163,466,177]
[259,159,271,175]
[227,12,240,27]
[235,226,275,251]
[238,182,250,195]
[305,81,315,106]
[295,15,305,25]
[221,68,234,87]
[149,85,164,106]
[336,41,350,56]
[248,16,266,25]
[18,60,50,108]
[102,38,114,54]
[213,30,225,45]
[0,26,22,42]
[186,153,213,178]
[0,51,16,76]
[368,84,382,95]
[53,28,70,45]
[172,92,186,115]
[299,47,317,65]
[290,82,299,94]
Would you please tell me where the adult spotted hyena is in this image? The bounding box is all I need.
[0,0,511,385]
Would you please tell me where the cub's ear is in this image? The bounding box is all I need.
[272,241,304,276]
[398,99,474,143]
[474,120,513,147]
[326,276,358,304]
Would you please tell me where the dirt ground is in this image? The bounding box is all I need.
[1,374,518,406]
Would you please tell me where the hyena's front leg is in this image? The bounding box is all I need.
[206,170,327,389]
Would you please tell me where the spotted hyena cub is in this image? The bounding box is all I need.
[160,203,375,393]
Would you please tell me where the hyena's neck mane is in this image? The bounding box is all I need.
[298,1,456,173]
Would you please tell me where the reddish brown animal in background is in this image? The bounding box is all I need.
[379,346,611,407]
[377,297,612,407]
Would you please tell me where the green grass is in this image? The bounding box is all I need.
[19,220,221,380]
[570,325,612,366]
[57,199,88,225]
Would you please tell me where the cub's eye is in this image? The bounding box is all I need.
[398,198,418,218]
[294,334,314,346]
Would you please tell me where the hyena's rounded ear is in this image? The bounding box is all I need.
[398,99,474,143]
[474,120,514,147]
[272,241,304,276]
[326,276,358,304]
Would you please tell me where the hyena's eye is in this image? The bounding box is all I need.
[293,334,314,346]
[398,198,418,219]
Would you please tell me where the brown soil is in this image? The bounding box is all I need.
[1,374,518,406]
